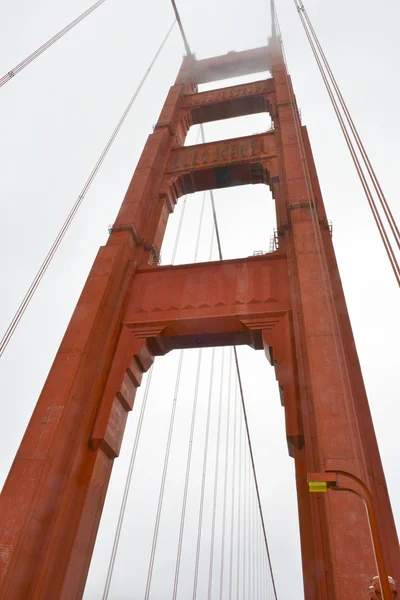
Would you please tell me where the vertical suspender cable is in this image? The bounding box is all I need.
[251,476,256,600]
[172,350,203,599]
[254,511,263,600]
[171,128,202,264]
[200,123,279,599]
[102,367,154,599]
[171,7,280,595]
[194,192,207,262]
[171,195,188,264]
[207,349,226,600]
[228,377,239,600]
[193,348,216,600]
[172,153,211,598]
[0,20,177,358]
[218,347,233,600]
[144,350,185,599]
[233,350,278,600]
[235,400,244,599]
[0,0,109,88]
[101,74,193,594]
[242,448,248,599]
[248,470,252,600]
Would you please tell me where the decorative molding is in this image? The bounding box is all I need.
[183,79,274,108]
[167,132,277,174]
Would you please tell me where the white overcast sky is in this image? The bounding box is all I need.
[0,1,399,599]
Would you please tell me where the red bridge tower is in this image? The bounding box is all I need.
[0,37,398,599]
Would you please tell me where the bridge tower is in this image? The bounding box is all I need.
[0,36,399,600]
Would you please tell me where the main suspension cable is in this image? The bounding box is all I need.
[298,1,400,250]
[0,20,176,358]
[0,0,109,88]
[170,0,192,55]
[292,0,400,285]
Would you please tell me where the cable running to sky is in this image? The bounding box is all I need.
[292,0,400,286]
[272,1,363,475]
[0,20,176,358]
[0,0,109,88]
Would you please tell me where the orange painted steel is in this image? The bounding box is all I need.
[0,40,399,599]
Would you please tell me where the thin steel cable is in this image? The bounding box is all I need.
[0,0,109,88]
[256,507,261,600]
[249,473,253,600]
[271,22,399,598]
[272,15,397,600]
[207,348,226,600]
[194,192,207,262]
[200,122,278,598]
[170,128,202,263]
[261,524,266,600]
[0,20,176,358]
[172,163,210,598]
[242,449,248,599]
[218,347,233,600]
[144,350,185,599]
[264,534,268,600]
[298,1,400,250]
[276,6,399,528]
[233,348,278,599]
[193,348,216,600]
[169,0,192,55]
[102,112,191,593]
[199,125,223,260]
[208,217,215,262]
[235,399,244,599]
[171,195,188,264]
[274,2,370,464]
[102,367,154,599]
[228,377,239,600]
[173,8,280,592]
[251,476,256,600]
[172,349,203,599]
[292,1,400,285]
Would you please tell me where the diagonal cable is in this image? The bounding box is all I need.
[0,20,176,358]
[0,0,109,88]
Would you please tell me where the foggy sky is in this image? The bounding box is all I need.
[0,1,399,599]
